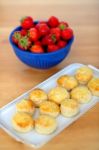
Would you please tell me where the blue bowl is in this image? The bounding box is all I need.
[9,26,74,69]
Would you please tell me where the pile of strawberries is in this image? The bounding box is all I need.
[12,16,73,53]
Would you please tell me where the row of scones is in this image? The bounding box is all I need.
[12,66,99,134]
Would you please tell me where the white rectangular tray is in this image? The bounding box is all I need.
[0,63,99,148]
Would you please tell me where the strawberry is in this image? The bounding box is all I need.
[30,45,44,53]
[58,40,67,48]
[29,28,39,42]
[59,21,68,30]
[39,21,46,24]
[46,34,56,45]
[61,28,73,40]
[50,27,61,40]
[48,16,59,27]
[36,22,50,36]
[34,41,42,46]
[48,44,59,52]
[12,31,21,44]
[20,29,27,36]
[18,36,31,50]
[21,16,34,29]
[42,34,56,46]
[41,36,48,46]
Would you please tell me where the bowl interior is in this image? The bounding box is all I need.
[9,26,74,56]
[9,25,74,69]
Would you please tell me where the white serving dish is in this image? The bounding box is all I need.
[0,63,99,148]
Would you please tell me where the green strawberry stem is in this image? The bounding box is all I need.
[14,32,21,40]
[51,34,56,43]
[59,24,66,30]
[19,36,30,49]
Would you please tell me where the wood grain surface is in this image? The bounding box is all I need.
[0,0,99,150]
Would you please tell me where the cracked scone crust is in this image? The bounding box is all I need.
[29,88,47,107]
[35,115,57,135]
[71,86,92,103]
[48,87,70,104]
[88,77,99,96]
[75,66,93,84]
[57,75,78,90]
[16,99,35,115]
[40,101,60,117]
[61,99,79,117]
[12,112,34,132]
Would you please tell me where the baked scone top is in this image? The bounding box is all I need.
[57,75,78,90]
[48,86,70,104]
[88,77,99,90]
[29,88,47,100]
[75,66,93,84]
[12,112,33,128]
[16,99,34,110]
[40,101,60,113]
[71,86,92,104]
[35,115,56,127]
[61,99,79,109]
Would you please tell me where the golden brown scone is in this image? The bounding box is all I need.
[35,115,57,135]
[71,86,92,104]
[61,99,79,117]
[75,66,93,84]
[88,77,99,96]
[16,99,35,115]
[29,88,47,107]
[40,101,60,117]
[12,112,34,132]
[48,87,70,104]
[57,75,78,90]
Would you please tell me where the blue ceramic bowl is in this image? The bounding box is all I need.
[9,26,74,69]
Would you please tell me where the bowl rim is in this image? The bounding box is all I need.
[9,25,74,56]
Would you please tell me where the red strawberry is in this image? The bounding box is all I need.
[20,29,27,36]
[58,40,67,48]
[34,41,42,46]
[12,31,21,44]
[29,28,39,42]
[61,28,73,40]
[36,21,47,29]
[50,27,61,40]
[30,45,44,53]
[48,44,59,52]
[48,16,59,27]
[59,21,68,30]
[21,16,34,29]
[46,34,56,45]
[18,36,31,50]
[36,23,50,36]
[41,36,48,46]
[42,34,56,46]
[39,21,46,24]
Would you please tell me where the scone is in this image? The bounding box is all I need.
[75,66,93,84]
[61,99,79,117]
[12,112,34,132]
[16,99,35,115]
[71,86,92,104]
[57,75,78,90]
[29,88,47,107]
[88,77,99,96]
[48,87,70,104]
[40,101,60,117]
[35,115,57,135]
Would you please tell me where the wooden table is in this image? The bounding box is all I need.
[0,0,99,150]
